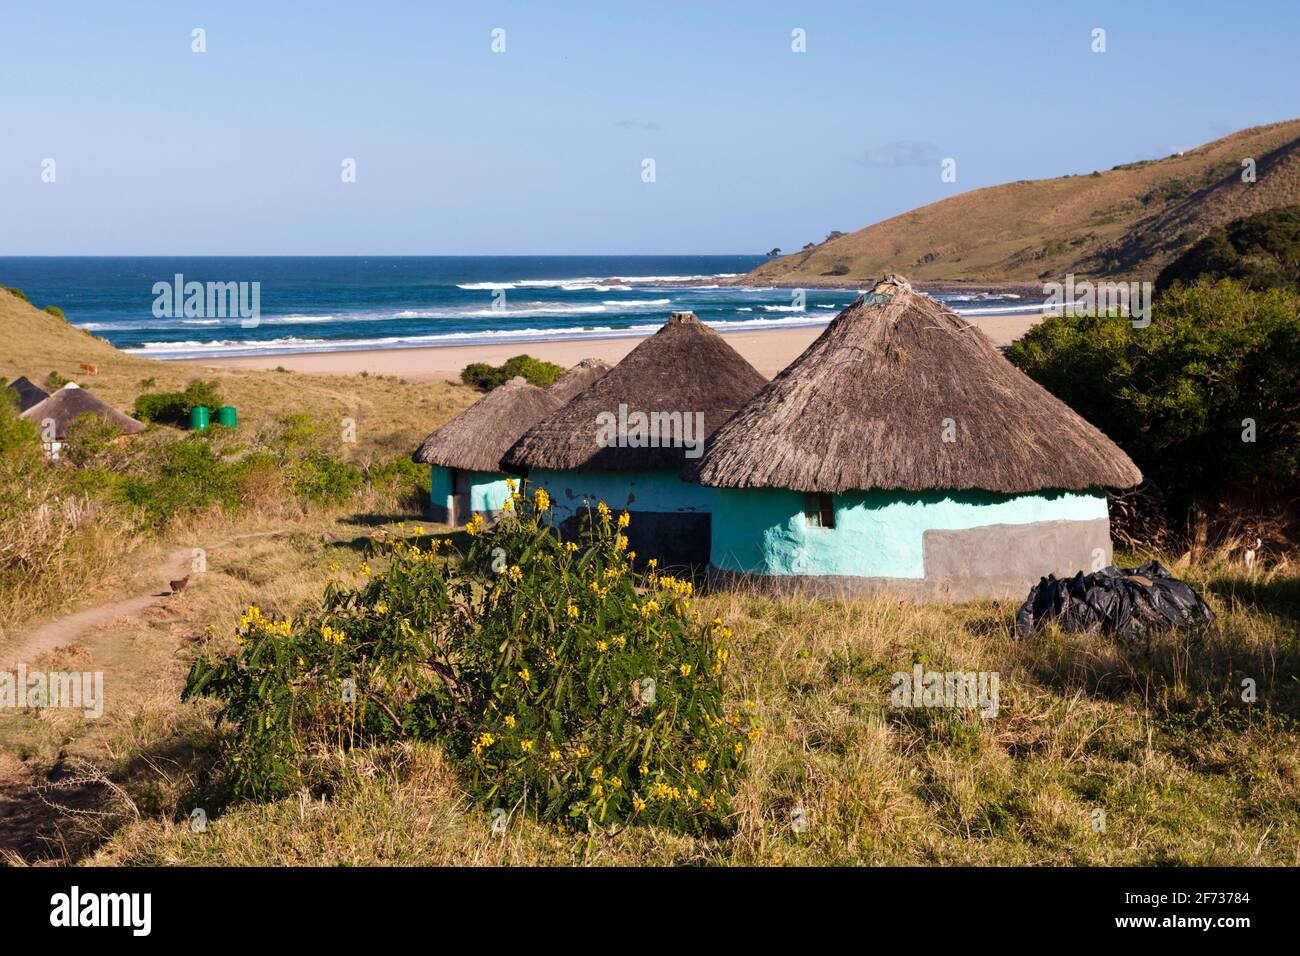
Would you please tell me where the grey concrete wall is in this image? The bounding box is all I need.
[709,517,1112,604]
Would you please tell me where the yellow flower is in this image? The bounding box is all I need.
[591,766,603,780]
[564,541,578,553]
[691,757,707,773]
[596,500,610,519]
[595,639,607,652]
[617,511,630,529]
[575,744,590,759]
[733,741,744,758]
[639,763,649,776]
[518,667,531,683]
[375,602,388,615]
[413,526,424,536]
[679,663,691,677]
[549,749,562,762]
[504,714,516,728]
[748,726,763,742]
[633,797,646,813]
[358,561,372,576]
[534,488,551,511]
[465,514,486,536]
[520,739,534,753]
[566,603,579,620]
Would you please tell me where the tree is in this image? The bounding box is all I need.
[766,247,782,257]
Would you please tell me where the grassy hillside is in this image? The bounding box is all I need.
[745,118,1300,286]
[0,287,476,456]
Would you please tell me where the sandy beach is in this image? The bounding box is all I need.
[198,311,1044,382]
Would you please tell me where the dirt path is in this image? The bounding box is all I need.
[1,531,289,670]
[0,529,294,862]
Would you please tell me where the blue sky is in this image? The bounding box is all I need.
[2,0,1297,255]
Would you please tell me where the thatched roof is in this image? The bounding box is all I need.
[502,312,767,472]
[687,276,1142,494]
[6,376,49,413]
[20,383,146,440]
[412,376,562,472]
[547,357,610,403]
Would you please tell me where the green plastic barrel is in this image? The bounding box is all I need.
[189,405,210,431]
[217,405,238,429]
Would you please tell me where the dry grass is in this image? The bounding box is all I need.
[746,118,1300,285]
[0,288,478,458]
[0,288,478,637]
[5,525,1288,867]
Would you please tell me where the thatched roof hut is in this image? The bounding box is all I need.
[20,383,146,440]
[688,276,1141,494]
[687,277,1142,601]
[413,376,560,472]
[503,312,767,472]
[547,357,610,404]
[6,376,49,413]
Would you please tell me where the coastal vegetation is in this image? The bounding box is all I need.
[1156,204,1300,292]
[1008,278,1300,527]
[460,354,564,391]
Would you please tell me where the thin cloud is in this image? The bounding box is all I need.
[858,139,941,168]
[612,119,662,131]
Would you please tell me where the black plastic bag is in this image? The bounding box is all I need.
[1015,560,1214,639]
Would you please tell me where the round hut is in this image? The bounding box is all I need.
[547,357,610,404]
[413,376,562,526]
[20,383,146,459]
[6,376,50,413]
[502,312,767,567]
[686,277,1143,601]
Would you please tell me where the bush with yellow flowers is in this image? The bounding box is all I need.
[183,485,759,833]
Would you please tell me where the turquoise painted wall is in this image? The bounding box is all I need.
[429,466,513,522]
[430,465,453,520]
[471,471,513,514]
[711,487,1108,578]
[529,468,713,520]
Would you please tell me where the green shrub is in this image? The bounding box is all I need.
[460,354,564,391]
[43,305,65,320]
[365,455,431,511]
[290,454,363,505]
[115,436,245,528]
[133,379,224,426]
[46,371,71,390]
[1157,205,1300,293]
[3,287,28,303]
[1007,279,1300,509]
[184,490,757,832]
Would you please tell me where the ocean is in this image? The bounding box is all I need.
[0,256,1043,360]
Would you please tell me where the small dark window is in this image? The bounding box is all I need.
[803,492,835,529]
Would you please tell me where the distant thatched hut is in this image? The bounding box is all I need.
[6,376,49,413]
[686,277,1143,600]
[502,312,767,567]
[20,383,146,459]
[547,357,610,403]
[413,376,561,525]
